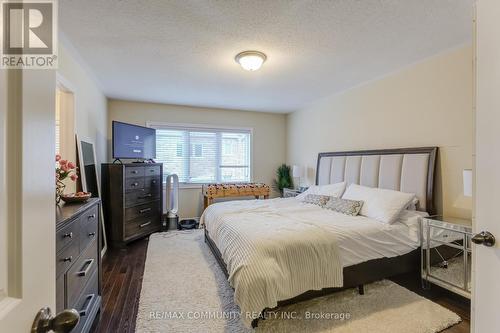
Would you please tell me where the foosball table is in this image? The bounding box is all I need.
[202,183,270,209]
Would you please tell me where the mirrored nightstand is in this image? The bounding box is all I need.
[420,216,472,298]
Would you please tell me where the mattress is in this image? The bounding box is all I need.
[203,197,425,268]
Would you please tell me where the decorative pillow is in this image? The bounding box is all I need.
[324,197,364,216]
[342,184,416,224]
[296,182,346,200]
[302,194,330,207]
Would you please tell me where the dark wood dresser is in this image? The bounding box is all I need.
[56,198,101,333]
[101,163,163,247]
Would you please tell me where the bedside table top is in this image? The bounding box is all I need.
[422,215,473,233]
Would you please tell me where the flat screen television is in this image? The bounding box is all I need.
[112,121,156,160]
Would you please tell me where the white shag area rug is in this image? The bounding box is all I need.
[136,230,461,333]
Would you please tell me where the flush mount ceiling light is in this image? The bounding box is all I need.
[235,51,267,71]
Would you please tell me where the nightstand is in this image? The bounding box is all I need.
[420,216,472,298]
[283,188,301,198]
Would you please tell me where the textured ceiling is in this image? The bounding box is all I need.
[59,0,472,113]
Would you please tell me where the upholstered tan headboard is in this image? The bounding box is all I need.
[316,147,437,213]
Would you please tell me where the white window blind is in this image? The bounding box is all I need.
[149,123,252,184]
[55,90,61,154]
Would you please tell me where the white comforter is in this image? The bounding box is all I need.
[201,198,423,327]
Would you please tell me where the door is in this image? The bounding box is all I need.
[473,0,500,331]
[0,69,57,331]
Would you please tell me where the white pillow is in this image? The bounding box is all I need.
[341,184,416,224]
[296,182,346,200]
[396,210,429,227]
[405,197,420,211]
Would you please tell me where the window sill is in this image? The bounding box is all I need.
[162,182,254,190]
[179,183,203,189]
[162,182,203,190]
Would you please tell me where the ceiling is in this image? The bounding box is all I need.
[59,0,472,113]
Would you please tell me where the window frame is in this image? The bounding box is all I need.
[147,122,254,188]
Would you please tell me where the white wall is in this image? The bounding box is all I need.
[57,43,108,170]
[287,45,473,219]
[108,99,287,220]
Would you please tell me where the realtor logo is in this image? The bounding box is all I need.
[0,0,57,68]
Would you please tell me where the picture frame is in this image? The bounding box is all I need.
[76,135,108,257]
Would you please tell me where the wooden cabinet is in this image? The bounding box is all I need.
[56,198,102,333]
[101,163,163,247]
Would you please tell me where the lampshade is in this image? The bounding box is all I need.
[292,165,303,178]
[463,169,472,197]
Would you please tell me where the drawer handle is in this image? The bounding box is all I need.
[140,221,152,228]
[131,170,138,174]
[152,180,157,184]
[62,256,73,263]
[149,169,155,172]
[88,214,96,219]
[88,232,96,238]
[139,208,151,214]
[139,194,153,199]
[63,232,73,239]
[79,294,95,316]
[131,182,139,187]
[77,259,94,277]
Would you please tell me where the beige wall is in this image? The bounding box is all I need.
[108,99,287,219]
[62,42,472,220]
[57,44,108,172]
[287,46,473,219]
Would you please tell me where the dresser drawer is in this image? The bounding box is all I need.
[125,166,145,178]
[79,206,99,252]
[125,177,145,191]
[144,165,161,176]
[56,218,79,253]
[125,216,161,239]
[125,189,161,207]
[80,205,98,225]
[67,238,98,308]
[72,270,99,333]
[56,239,79,278]
[144,176,161,190]
[125,201,160,221]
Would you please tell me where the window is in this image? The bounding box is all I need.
[176,143,183,157]
[192,143,203,157]
[150,123,251,184]
[55,85,77,192]
[55,91,61,154]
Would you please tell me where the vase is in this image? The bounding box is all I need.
[56,179,66,204]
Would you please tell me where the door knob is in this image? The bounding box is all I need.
[471,231,496,247]
[31,307,79,333]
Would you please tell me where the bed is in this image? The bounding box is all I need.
[202,147,437,328]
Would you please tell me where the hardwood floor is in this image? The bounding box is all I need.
[91,236,470,333]
[91,237,149,333]
[390,273,470,333]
